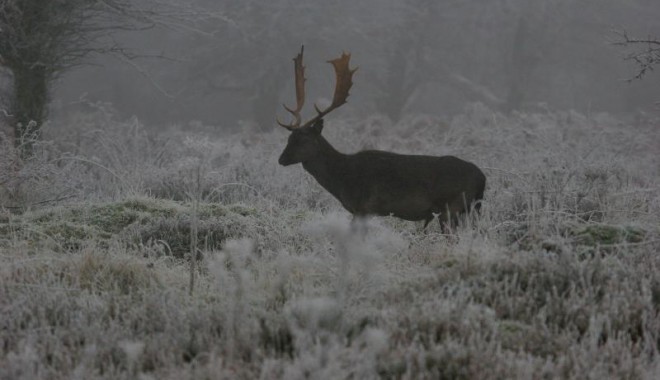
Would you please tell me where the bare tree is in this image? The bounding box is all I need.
[614,31,660,81]
[372,0,438,123]
[181,0,346,132]
[0,0,211,155]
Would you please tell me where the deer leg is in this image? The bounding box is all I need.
[422,216,433,229]
[439,198,468,234]
[413,216,434,236]
[440,219,453,235]
[438,210,462,235]
[350,214,369,236]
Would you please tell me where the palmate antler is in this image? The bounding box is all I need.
[277,46,357,130]
[277,46,306,130]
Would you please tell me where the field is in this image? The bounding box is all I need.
[1,104,659,379]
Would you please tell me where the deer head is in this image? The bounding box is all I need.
[277,46,357,166]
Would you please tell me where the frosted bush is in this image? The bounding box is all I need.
[286,296,343,339]
[1,106,659,379]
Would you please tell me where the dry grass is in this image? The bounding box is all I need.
[1,105,659,379]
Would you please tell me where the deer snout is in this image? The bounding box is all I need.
[278,152,295,166]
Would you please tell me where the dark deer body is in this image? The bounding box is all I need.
[278,47,485,228]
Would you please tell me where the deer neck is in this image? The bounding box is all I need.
[302,136,349,198]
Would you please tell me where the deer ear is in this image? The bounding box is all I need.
[312,119,324,134]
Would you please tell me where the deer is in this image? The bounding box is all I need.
[277,46,486,231]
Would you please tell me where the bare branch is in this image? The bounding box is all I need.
[112,52,184,99]
[0,0,228,152]
[613,29,660,81]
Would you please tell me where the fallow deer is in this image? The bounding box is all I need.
[277,46,486,230]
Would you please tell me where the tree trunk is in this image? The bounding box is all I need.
[252,66,285,132]
[11,66,49,155]
[375,39,420,123]
[376,50,408,123]
[504,16,543,114]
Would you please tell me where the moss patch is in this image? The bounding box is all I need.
[0,197,268,256]
[77,253,159,294]
[41,221,99,251]
[571,224,646,246]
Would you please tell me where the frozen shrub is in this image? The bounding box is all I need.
[1,107,659,378]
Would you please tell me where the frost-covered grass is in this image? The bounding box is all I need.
[1,105,660,379]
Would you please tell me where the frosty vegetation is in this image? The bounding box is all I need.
[1,104,659,379]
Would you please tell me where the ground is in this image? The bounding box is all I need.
[1,105,659,379]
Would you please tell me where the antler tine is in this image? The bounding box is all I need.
[302,51,357,129]
[277,46,306,130]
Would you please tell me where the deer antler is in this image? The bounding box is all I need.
[303,52,357,129]
[277,46,357,130]
[277,46,306,130]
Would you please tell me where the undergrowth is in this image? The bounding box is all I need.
[1,105,659,379]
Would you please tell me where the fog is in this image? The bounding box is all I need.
[51,0,660,131]
[3,2,660,378]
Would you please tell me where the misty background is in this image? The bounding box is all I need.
[2,0,657,210]
[2,2,660,377]
[28,0,659,134]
